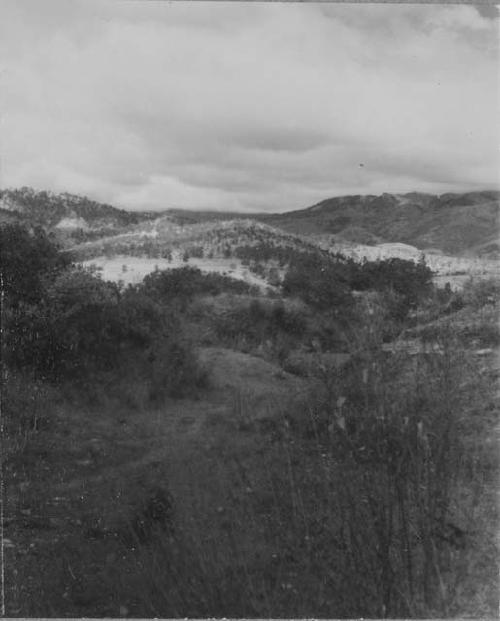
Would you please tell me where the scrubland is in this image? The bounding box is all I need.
[1,222,498,617]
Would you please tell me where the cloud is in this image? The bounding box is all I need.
[1,1,498,212]
[475,4,500,20]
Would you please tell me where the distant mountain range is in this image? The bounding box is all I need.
[1,187,498,258]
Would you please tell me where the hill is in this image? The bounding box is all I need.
[2,187,498,258]
[68,207,498,292]
[261,191,500,257]
[0,187,162,242]
[71,217,330,291]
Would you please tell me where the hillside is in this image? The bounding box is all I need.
[4,221,499,617]
[69,210,499,293]
[4,193,500,619]
[2,187,498,259]
[69,217,318,259]
[2,186,499,291]
[71,217,328,290]
[261,191,500,257]
[0,188,162,242]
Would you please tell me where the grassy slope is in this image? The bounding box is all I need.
[4,347,312,616]
[4,288,499,616]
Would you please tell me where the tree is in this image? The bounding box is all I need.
[0,223,71,307]
[349,257,434,316]
[283,254,353,312]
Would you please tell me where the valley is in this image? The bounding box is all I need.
[3,0,498,616]
[1,186,499,617]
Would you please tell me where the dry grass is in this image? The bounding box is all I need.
[3,299,498,617]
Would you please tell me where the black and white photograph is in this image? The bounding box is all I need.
[0,0,498,617]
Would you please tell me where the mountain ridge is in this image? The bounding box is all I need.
[261,190,500,257]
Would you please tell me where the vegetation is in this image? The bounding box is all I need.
[0,187,152,228]
[283,252,353,311]
[102,334,496,618]
[142,265,257,307]
[2,220,497,617]
[2,225,206,399]
[350,256,433,305]
[261,190,500,257]
[0,223,72,306]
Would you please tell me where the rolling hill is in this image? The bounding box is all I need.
[2,187,498,278]
[2,187,498,258]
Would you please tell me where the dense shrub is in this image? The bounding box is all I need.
[2,229,207,398]
[146,336,208,401]
[0,223,71,306]
[283,253,353,312]
[350,256,434,310]
[141,266,255,305]
[461,277,500,309]
[6,268,170,380]
[212,298,307,352]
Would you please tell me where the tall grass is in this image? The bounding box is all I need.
[103,327,497,617]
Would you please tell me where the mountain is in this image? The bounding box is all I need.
[261,191,500,257]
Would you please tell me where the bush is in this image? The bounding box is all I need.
[6,268,123,379]
[146,337,209,401]
[0,223,71,306]
[4,265,207,399]
[141,267,253,306]
[2,372,60,439]
[2,228,209,402]
[283,253,353,312]
[212,298,307,353]
[350,256,434,314]
[462,277,500,309]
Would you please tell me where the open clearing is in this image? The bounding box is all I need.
[81,255,272,290]
[82,246,500,293]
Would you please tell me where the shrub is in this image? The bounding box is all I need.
[349,256,434,315]
[283,253,353,312]
[146,336,209,401]
[106,334,496,618]
[2,372,60,440]
[0,223,71,306]
[6,268,123,379]
[462,277,500,309]
[212,299,307,353]
[141,267,253,305]
[4,266,203,391]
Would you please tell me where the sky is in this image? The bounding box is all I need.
[0,1,498,213]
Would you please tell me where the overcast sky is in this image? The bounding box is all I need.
[1,1,498,212]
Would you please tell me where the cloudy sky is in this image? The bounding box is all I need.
[1,1,498,212]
